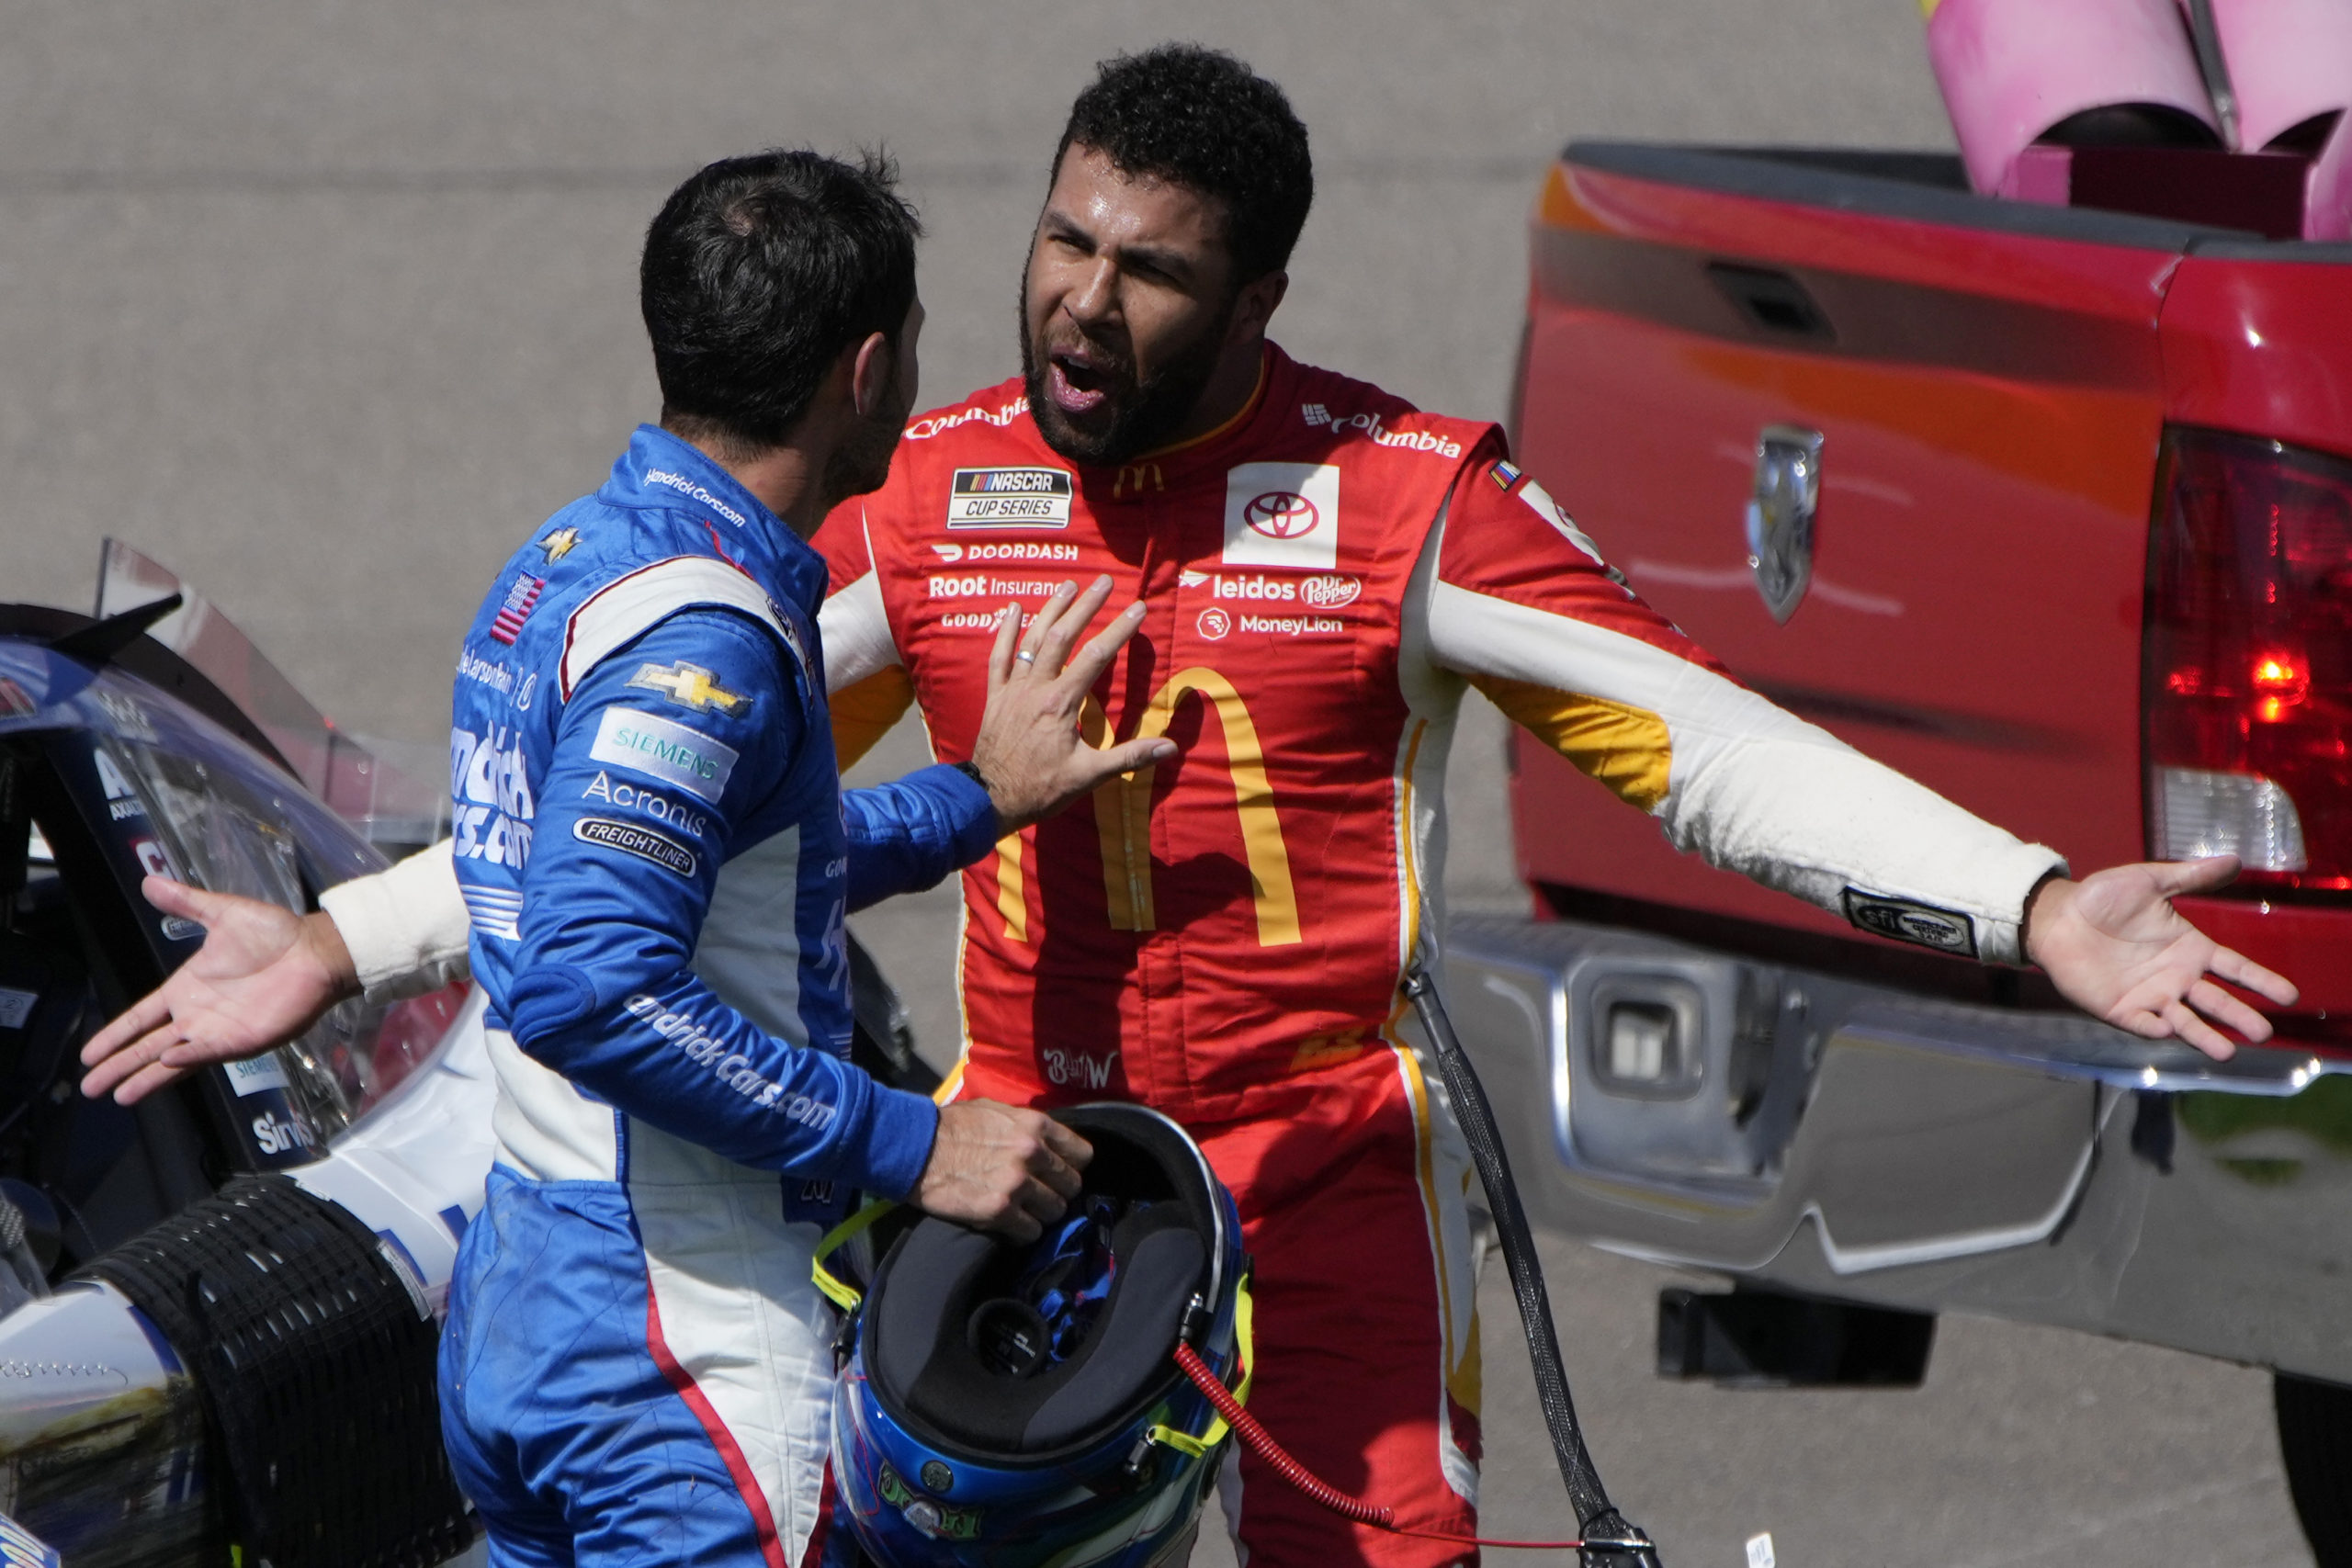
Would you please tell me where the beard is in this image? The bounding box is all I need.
[820,377,910,507]
[1021,286,1235,468]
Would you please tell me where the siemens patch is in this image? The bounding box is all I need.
[588,707,738,804]
[947,468,1072,529]
[574,816,697,877]
[1842,888,1978,957]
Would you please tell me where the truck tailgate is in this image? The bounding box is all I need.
[1513,145,2233,948]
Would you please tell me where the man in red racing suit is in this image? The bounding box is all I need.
[810,337,2265,1560]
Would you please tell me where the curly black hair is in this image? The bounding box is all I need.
[1054,44,1314,284]
[641,149,922,453]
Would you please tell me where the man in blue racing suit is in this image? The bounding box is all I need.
[426,150,1170,1568]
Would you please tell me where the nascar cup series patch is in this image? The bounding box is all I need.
[947,468,1072,529]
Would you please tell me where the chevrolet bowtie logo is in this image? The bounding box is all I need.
[539,526,582,562]
[628,660,753,717]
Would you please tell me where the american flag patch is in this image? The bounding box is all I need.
[489,575,545,645]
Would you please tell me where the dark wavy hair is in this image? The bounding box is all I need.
[1054,44,1314,284]
[641,149,922,453]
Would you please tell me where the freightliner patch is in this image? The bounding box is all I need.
[574,816,698,877]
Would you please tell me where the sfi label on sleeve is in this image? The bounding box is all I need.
[1841,888,1978,958]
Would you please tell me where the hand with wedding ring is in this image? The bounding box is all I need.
[967,575,1175,834]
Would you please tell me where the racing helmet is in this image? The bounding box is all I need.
[824,1103,1249,1568]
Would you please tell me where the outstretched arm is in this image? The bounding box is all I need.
[1420,443,2300,1057]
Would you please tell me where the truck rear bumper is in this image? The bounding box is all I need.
[1442,913,2352,1383]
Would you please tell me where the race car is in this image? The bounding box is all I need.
[0,544,930,1568]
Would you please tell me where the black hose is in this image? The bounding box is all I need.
[1402,969,1659,1568]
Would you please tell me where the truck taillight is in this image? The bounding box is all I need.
[2144,427,2352,894]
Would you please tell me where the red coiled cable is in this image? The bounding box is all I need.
[1171,1343,1600,1553]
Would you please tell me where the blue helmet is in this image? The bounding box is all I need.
[822,1103,1250,1568]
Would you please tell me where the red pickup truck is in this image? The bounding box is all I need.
[1444,141,2352,1561]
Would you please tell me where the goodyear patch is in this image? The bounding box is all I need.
[947,468,1072,529]
[574,816,698,877]
[1842,888,1977,958]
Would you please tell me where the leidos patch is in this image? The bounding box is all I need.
[1222,462,1339,571]
[574,816,698,877]
[1842,888,1978,957]
[588,708,738,804]
[947,468,1073,529]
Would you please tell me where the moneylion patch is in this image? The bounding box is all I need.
[947,468,1072,529]
[574,816,698,877]
[1841,888,1977,957]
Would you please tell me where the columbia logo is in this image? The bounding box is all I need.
[1301,403,1330,427]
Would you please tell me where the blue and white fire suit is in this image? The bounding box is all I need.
[433,426,998,1568]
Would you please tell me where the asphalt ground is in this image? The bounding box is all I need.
[1,6,2314,1564]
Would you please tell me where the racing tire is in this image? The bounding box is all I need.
[2276,1371,2352,1566]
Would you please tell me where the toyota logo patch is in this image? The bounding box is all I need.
[1243,491,1319,540]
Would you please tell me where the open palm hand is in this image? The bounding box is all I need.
[79,877,357,1104]
[2025,857,2300,1061]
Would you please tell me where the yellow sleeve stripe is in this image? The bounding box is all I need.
[829,666,915,772]
[1469,673,1674,813]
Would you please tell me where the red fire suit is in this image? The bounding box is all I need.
[811,344,2063,1564]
